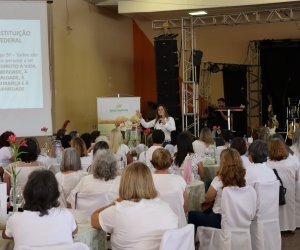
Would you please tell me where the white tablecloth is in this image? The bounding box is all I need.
[204,163,220,181]
[186,181,205,211]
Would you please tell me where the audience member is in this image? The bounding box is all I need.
[188,148,247,230]
[55,148,87,207]
[246,139,277,186]
[70,137,92,171]
[68,150,120,206]
[193,127,213,158]
[91,162,178,250]
[3,138,47,193]
[139,129,165,169]
[173,131,204,182]
[231,137,252,169]
[3,170,77,248]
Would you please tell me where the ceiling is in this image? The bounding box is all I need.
[84,0,300,20]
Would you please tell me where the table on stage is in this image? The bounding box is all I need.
[0,218,108,250]
[215,106,245,131]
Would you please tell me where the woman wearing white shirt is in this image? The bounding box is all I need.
[192,127,213,158]
[71,137,93,172]
[91,162,178,250]
[188,148,247,229]
[3,170,77,248]
[137,105,176,143]
[67,150,120,207]
[0,131,14,171]
[55,148,88,207]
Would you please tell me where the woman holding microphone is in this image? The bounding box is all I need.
[136,105,176,144]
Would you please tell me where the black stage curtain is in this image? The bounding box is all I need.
[223,65,247,137]
[260,40,300,131]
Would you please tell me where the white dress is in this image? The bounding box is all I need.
[99,199,178,250]
[5,208,76,248]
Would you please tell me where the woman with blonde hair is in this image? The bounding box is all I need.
[109,128,129,171]
[188,148,246,229]
[70,137,92,171]
[193,127,213,158]
[91,162,178,250]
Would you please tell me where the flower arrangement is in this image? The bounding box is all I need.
[6,135,27,212]
[41,127,49,152]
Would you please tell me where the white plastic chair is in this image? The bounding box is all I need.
[251,181,281,250]
[197,186,257,250]
[16,242,89,250]
[159,191,187,228]
[159,224,195,250]
[68,191,110,216]
[272,166,296,231]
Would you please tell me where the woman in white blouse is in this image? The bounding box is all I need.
[192,127,213,158]
[71,137,92,171]
[55,148,87,207]
[3,170,77,248]
[3,138,47,193]
[91,162,178,250]
[137,105,176,143]
[188,148,247,229]
[67,150,120,206]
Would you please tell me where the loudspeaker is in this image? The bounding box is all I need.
[154,35,181,120]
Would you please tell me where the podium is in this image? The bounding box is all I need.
[215,107,245,131]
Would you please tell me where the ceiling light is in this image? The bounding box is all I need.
[189,11,207,16]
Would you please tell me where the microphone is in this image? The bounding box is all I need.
[159,115,162,124]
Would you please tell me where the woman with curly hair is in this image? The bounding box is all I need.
[188,148,246,229]
[67,150,120,210]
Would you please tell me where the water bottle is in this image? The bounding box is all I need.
[243,134,247,143]
[52,140,62,164]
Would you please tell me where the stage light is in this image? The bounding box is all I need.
[189,11,207,16]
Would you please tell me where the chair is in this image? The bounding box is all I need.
[159,191,187,228]
[251,181,281,250]
[272,165,296,231]
[68,191,110,216]
[16,242,89,250]
[159,224,195,250]
[197,186,257,250]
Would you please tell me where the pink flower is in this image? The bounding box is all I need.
[144,129,151,134]
[41,127,48,132]
[7,134,17,144]
[20,139,28,147]
[139,127,144,132]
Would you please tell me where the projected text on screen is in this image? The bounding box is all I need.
[0,20,43,109]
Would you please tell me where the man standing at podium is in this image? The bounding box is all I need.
[211,97,228,130]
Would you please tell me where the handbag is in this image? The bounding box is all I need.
[273,169,287,206]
